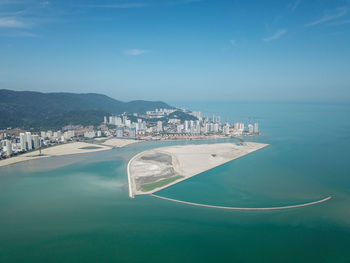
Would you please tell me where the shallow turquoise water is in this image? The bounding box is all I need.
[0,102,350,263]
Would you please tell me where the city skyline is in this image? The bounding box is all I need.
[0,0,349,102]
[0,104,260,163]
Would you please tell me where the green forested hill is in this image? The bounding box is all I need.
[0,89,172,130]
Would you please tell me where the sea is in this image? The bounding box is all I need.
[0,102,349,263]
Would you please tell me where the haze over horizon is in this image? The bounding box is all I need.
[0,0,349,102]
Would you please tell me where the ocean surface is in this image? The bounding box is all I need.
[0,102,350,263]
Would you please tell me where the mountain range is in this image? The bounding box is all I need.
[0,89,172,130]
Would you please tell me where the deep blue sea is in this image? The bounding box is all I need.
[0,102,349,263]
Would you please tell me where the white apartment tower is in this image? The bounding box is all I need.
[19,133,27,151]
[239,122,245,131]
[116,128,124,138]
[184,120,189,133]
[32,135,40,149]
[254,123,259,134]
[248,124,254,134]
[25,132,32,150]
[4,140,12,156]
[157,121,163,132]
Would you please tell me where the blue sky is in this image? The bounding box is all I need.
[0,0,349,102]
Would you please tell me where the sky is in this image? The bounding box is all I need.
[0,0,349,102]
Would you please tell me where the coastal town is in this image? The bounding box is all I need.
[0,107,259,160]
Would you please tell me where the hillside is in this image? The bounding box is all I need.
[0,89,172,130]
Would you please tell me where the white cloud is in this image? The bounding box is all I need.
[124,49,148,56]
[330,19,350,26]
[305,8,347,27]
[263,29,287,42]
[291,0,301,11]
[40,1,49,7]
[0,31,37,37]
[0,17,27,28]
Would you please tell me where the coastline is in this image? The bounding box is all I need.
[0,142,112,168]
[127,151,146,198]
[0,138,141,168]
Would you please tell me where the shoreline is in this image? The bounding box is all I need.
[0,142,112,168]
[0,138,139,168]
[127,151,146,198]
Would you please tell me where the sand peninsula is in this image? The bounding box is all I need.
[127,142,333,210]
[127,142,268,198]
[0,139,138,168]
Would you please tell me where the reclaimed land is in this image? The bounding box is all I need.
[127,142,268,198]
[127,142,332,211]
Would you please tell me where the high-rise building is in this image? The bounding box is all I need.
[46,131,53,139]
[25,132,33,150]
[4,140,12,157]
[32,135,40,149]
[254,123,259,134]
[125,119,131,127]
[1,140,12,157]
[190,120,200,134]
[176,124,184,133]
[116,127,124,138]
[234,122,240,130]
[223,125,230,135]
[104,116,107,124]
[137,121,146,131]
[19,133,27,151]
[213,123,219,133]
[122,115,128,125]
[133,122,139,131]
[191,111,202,121]
[110,116,122,126]
[204,123,210,133]
[53,131,62,139]
[116,117,122,126]
[184,120,189,133]
[248,124,254,134]
[157,121,163,132]
[63,130,75,140]
[129,128,136,138]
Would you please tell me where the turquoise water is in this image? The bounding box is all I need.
[0,102,350,263]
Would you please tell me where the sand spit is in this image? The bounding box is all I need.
[102,138,139,148]
[127,142,268,197]
[0,142,112,168]
[151,194,332,211]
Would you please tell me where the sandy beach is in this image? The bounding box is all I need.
[128,142,268,197]
[0,142,112,168]
[102,138,139,148]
